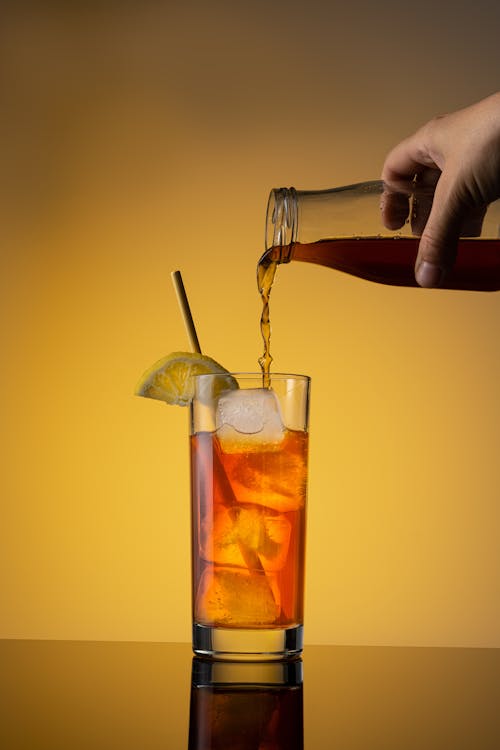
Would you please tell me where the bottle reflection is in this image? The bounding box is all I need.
[188,658,303,750]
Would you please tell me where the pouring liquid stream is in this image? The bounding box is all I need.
[257,256,278,388]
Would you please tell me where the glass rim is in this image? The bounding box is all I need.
[193,372,310,382]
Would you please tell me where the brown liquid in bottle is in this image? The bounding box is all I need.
[270,237,500,290]
[257,236,500,380]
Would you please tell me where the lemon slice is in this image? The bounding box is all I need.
[135,351,236,406]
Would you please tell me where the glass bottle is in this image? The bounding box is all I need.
[261,180,500,291]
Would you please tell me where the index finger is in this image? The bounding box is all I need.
[381,132,439,184]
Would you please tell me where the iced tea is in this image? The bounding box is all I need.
[190,375,309,659]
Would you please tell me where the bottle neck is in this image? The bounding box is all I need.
[265,181,386,263]
[265,188,298,263]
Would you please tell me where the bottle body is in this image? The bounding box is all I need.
[262,181,500,291]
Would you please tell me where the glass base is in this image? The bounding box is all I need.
[192,623,303,661]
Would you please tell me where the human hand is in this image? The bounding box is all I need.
[381,93,500,287]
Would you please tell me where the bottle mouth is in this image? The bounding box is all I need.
[264,187,297,262]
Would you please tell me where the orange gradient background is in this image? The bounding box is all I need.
[1,1,500,647]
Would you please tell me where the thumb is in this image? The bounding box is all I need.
[414,173,464,288]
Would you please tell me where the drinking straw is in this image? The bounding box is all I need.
[170,270,278,607]
[171,270,201,354]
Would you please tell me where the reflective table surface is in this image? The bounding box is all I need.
[1,640,499,748]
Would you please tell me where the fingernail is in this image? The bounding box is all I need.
[416,261,443,288]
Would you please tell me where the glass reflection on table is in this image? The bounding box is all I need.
[188,658,303,750]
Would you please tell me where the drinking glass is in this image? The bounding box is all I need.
[190,373,310,660]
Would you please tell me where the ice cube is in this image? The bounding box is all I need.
[201,505,291,571]
[196,566,279,626]
[216,388,284,442]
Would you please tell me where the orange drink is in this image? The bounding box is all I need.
[190,374,310,660]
